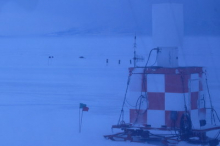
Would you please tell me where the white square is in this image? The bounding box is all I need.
[129,74,143,92]
[190,109,200,128]
[165,93,187,111]
[189,79,199,92]
[127,92,143,106]
[191,73,199,80]
[147,110,165,127]
[147,74,165,92]
[198,91,206,109]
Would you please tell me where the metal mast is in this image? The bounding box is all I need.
[133,35,137,67]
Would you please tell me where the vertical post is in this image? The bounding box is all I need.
[79,107,81,133]
[106,59,108,66]
[79,103,88,133]
[133,35,137,67]
[80,111,84,132]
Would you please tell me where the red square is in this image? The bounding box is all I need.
[148,92,165,110]
[165,74,190,93]
[130,109,147,124]
[199,73,203,91]
[165,111,184,128]
[129,74,147,92]
[191,92,199,110]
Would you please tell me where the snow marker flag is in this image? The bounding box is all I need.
[79,103,86,108]
[79,103,89,112]
[82,106,89,111]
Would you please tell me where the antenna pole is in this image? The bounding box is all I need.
[133,35,137,67]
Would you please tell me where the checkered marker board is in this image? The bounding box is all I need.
[128,67,205,128]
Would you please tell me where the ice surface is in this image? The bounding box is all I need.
[0,36,219,146]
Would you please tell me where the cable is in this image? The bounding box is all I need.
[150,52,158,66]
[117,75,131,125]
[125,99,136,107]
[135,95,147,113]
[144,48,159,68]
[204,70,214,109]
[180,74,188,112]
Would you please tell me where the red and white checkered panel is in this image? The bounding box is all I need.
[128,67,205,128]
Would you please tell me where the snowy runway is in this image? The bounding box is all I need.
[0,36,219,146]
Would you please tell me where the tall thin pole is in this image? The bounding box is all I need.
[80,111,84,132]
[133,35,137,68]
[79,107,81,133]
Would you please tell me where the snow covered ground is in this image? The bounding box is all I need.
[0,36,219,146]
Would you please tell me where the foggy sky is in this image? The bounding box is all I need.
[0,0,219,36]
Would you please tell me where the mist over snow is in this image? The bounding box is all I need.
[0,1,220,146]
[0,36,219,146]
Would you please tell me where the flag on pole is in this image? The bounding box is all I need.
[79,103,89,133]
[79,103,86,108]
[82,106,89,111]
[80,103,89,112]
